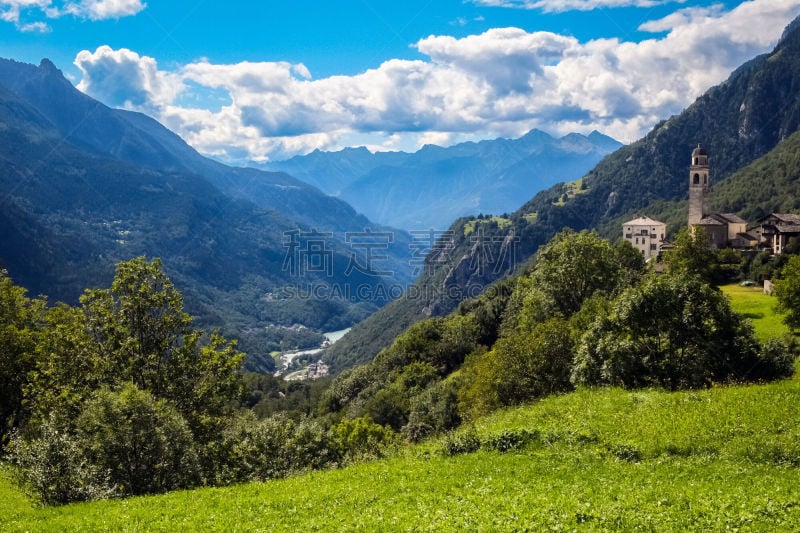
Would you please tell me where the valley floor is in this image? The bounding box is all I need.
[3,370,800,531]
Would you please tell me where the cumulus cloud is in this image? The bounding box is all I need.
[74,0,800,161]
[0,0,144,30]
[471,0,685,12]
[74,46,181,110]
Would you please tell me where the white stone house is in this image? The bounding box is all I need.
[623,216,666,260]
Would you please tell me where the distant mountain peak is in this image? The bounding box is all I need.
[39,58,59,73]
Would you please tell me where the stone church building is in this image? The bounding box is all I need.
[687,144,753,248]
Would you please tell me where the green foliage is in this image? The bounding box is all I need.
[662,227,717,283]
[403,377,462,442]
[74,384,199,497]
[8,257,248,504]
[775,255,800,330]
[209,412,337,485]
[244,373,333,420]
[330,416,397,462]
[573,274,791,389]
[321,312,486,439]
[27,257,244,444]
[9,413,114,506]
[0,269,44,446]
[459,317,574,418]
[528,229,644,317]
[440,427,481,456]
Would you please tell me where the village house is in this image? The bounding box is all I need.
[622,216,666,260]
[752,213,800,254]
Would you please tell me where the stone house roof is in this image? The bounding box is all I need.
[697,216,726,226]
[623,216,666,226]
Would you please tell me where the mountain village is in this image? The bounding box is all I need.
[624,144,800,261]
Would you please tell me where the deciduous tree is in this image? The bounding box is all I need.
[775,255,800,330]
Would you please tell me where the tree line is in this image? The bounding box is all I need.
[321,228,797,437]
[0,257,394,505]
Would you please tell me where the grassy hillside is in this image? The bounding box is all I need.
[3,372,800,531]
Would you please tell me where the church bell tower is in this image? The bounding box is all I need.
[688,144,709,226]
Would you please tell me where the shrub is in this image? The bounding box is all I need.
[9,415,114,505]
[440,428,481,456]
[750,339,796,381]
[573,274,779,390]
[331,416,397,462]
[11,384,199,504]
[75,384,200,497]
[459,317,573,418]
[211,413,338,485]
[483,430,539,452]
[403,378,462,442]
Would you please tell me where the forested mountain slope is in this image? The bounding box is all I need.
[0,58,392,235]
[0,59,411,371]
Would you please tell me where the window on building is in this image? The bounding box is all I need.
[693,174,700,185]
[650,243,657,251]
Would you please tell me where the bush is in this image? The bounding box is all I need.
[75,384,199,497]
[483,430,539,452]
[211,412,338,485]
[11,384,199,504]
[573,274,776,390]
[331,416,397,462]
[403,378,462,442]
[440,428,481,456]
[750,339,796,381]
[459,317,573,418]
[9,415,114,505]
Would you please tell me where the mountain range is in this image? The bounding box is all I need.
[261,130,621,230]
[324,14,800,372]
[0,58,415,371]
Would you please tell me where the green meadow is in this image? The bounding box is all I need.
[721,283,791,341]
[2,282,797,531]
[3,372,800,531]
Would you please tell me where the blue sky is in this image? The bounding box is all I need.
[2,0,800,161]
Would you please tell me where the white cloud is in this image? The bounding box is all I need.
[0,0,49,23]
[61,0,146,20]
[0,0,144,30]
[471,0,685,12]
[73,0,800,161]
[74,45,182,110]
[18,19,49,31]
